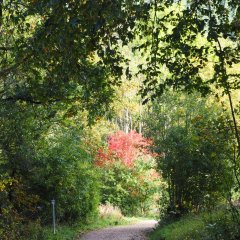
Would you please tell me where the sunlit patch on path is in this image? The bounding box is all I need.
[80,220,158,240]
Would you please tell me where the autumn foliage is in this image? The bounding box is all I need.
[95,131,160,215]
[95,130,152,167]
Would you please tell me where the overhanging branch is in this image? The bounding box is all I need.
[2,96,62,105]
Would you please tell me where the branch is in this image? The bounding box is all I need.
[216,39,240,156]
[227,90,240,157]
[2,96,62,105]
[0,0,2,27]
[207,0,240,157]
[0,46,14,51]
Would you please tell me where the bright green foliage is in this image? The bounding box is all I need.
[139,0,240,97]
[31,126,100,223]
[137,0,240,167]
[100,159,160,216]
[0,1,151,233]
[145,92,234,213]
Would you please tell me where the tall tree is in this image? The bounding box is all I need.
[138,0,240,155]
[144,92,234,213]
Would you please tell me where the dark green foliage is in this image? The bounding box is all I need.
[0,0,151,120]
[139,0,240,96]
[0,99,100,238]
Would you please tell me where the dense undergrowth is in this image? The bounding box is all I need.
[150,206,240,240]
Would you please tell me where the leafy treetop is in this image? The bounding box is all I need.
[95,130,152,167]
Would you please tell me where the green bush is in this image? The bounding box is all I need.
[34,156,100,223]
[100,159,161,216]
[145,93,234,214]
[1,125,101,238]
[30,129,100,224]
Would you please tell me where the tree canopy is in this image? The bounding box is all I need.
[0,1,239,239]
[0,0,150,118]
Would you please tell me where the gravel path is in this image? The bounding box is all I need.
[80,220,158,240]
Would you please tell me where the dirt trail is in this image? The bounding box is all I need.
[80,220,158,240]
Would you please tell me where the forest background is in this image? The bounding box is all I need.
[0,0,239,239]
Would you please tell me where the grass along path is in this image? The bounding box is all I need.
[41,216,151,240]
[149,207,240,240]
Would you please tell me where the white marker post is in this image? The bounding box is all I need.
[51,199,56,234]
